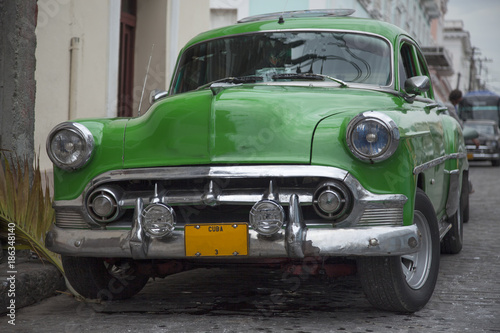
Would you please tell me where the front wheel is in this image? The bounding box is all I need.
[357,189,440,312]
[62,256,150,300]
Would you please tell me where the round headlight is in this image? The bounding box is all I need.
[346,112,399,162]
[46,122,94,170]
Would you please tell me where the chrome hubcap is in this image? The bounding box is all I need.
[401,210,432,289]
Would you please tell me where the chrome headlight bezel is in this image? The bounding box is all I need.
[46,122,94,171]
[346,111,400,162]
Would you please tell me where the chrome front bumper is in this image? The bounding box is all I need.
[46,194,421,259]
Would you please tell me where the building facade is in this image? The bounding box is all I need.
[443,19,480,93]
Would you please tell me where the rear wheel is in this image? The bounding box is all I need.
[441,174,466,254]
[357,189,440,312]
[440,202,463,254]
[62,256,150,300]
[463,176,470,223]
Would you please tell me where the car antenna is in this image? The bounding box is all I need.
[278,0,289,24]
[138,44,155,117]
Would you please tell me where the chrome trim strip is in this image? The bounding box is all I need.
[402,130,430,138]
[413,152,467,175]
[119,189,315,208]
[237,9,356,23]
[88,165,349,191]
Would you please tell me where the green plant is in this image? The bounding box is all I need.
[0,153,63,273]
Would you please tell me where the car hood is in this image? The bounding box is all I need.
[122,85,398,168]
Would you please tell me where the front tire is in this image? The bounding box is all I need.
[357,189,440,312]
[62,256,150,300]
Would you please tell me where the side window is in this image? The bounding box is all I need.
[398,43,417,91]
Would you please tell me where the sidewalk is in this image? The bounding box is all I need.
[0,249,66,314]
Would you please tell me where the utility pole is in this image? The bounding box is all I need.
[468,47,477,93]
[477,57,492,90]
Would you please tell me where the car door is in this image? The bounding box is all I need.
[398,39,448,215]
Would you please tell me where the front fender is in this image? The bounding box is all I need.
[311,114,417,226]
[52,119,128,201]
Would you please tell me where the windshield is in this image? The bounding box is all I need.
[171,31,392,94]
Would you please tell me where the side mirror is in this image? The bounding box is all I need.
[404,76,430,96]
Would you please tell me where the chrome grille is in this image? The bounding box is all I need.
[55,210,89,228]
[357,207,404,226]
[66,166,408,229]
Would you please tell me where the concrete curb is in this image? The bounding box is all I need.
[0,250,66,315]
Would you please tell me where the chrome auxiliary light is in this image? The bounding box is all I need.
[142,203,176,237]
[249,200,285,236]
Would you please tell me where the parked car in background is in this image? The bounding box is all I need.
[464,120,500,166]
[45,9,469,313]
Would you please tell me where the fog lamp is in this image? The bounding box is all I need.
[249,200,285,236]
[142,203,176,237]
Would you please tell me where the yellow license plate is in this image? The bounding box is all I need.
[185,223,248,257]
[467,153,474,160]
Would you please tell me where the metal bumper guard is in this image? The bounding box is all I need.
[46,194,420,259]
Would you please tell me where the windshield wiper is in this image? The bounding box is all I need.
[198,76,264,90]
[200,76,264,95]
[272,73,348,87]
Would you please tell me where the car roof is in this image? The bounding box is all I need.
[183,10,410,50]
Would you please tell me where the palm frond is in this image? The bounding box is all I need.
[0,154,62,273]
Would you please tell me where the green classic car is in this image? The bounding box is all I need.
[46,10,469,312]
